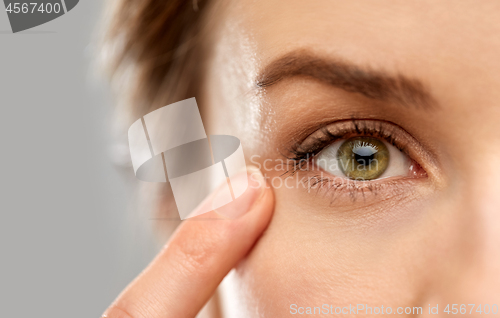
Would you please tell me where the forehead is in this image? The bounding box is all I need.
[229,0,500,66]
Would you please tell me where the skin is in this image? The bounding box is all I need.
[105,1,500,317]
[202,0,500,316]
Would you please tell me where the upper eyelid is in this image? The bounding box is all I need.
[288,119,406,158]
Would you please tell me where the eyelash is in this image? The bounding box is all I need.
[282,119,423,201]
[285,119,406,172]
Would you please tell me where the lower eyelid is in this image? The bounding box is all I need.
[297,171,428,207]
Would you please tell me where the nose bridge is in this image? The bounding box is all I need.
[464,134,500,212]
[456,140,500,302]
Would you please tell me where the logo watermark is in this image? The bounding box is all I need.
[3,0,79,33]
[128,98,248,220]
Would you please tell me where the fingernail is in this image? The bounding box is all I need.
[212,165,265,219]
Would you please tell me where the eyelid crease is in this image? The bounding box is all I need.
[286,119,404,159]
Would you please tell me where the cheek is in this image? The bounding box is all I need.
[226,184,461,316]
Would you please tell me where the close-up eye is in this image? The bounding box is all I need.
[315,136,412,181]
[286,119,428,189]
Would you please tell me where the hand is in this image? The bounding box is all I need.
[102,167,274,318]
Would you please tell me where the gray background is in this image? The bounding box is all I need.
[0,1,161,317]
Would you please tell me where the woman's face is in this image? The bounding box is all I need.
[201,0,500,316]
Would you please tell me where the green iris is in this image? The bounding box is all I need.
[337,136,389,180]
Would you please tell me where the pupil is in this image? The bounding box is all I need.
[353,147,376,165]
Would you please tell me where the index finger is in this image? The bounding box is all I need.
[102,167,274,318]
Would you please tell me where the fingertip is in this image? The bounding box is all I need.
[213,165,269,219]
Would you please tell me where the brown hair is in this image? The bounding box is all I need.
[100,0,221,236]
[101,0,211,124]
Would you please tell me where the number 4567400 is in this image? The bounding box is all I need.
[5,2,62,14]
[443,304,498,315]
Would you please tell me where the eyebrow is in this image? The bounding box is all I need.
[256,50,436,109]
